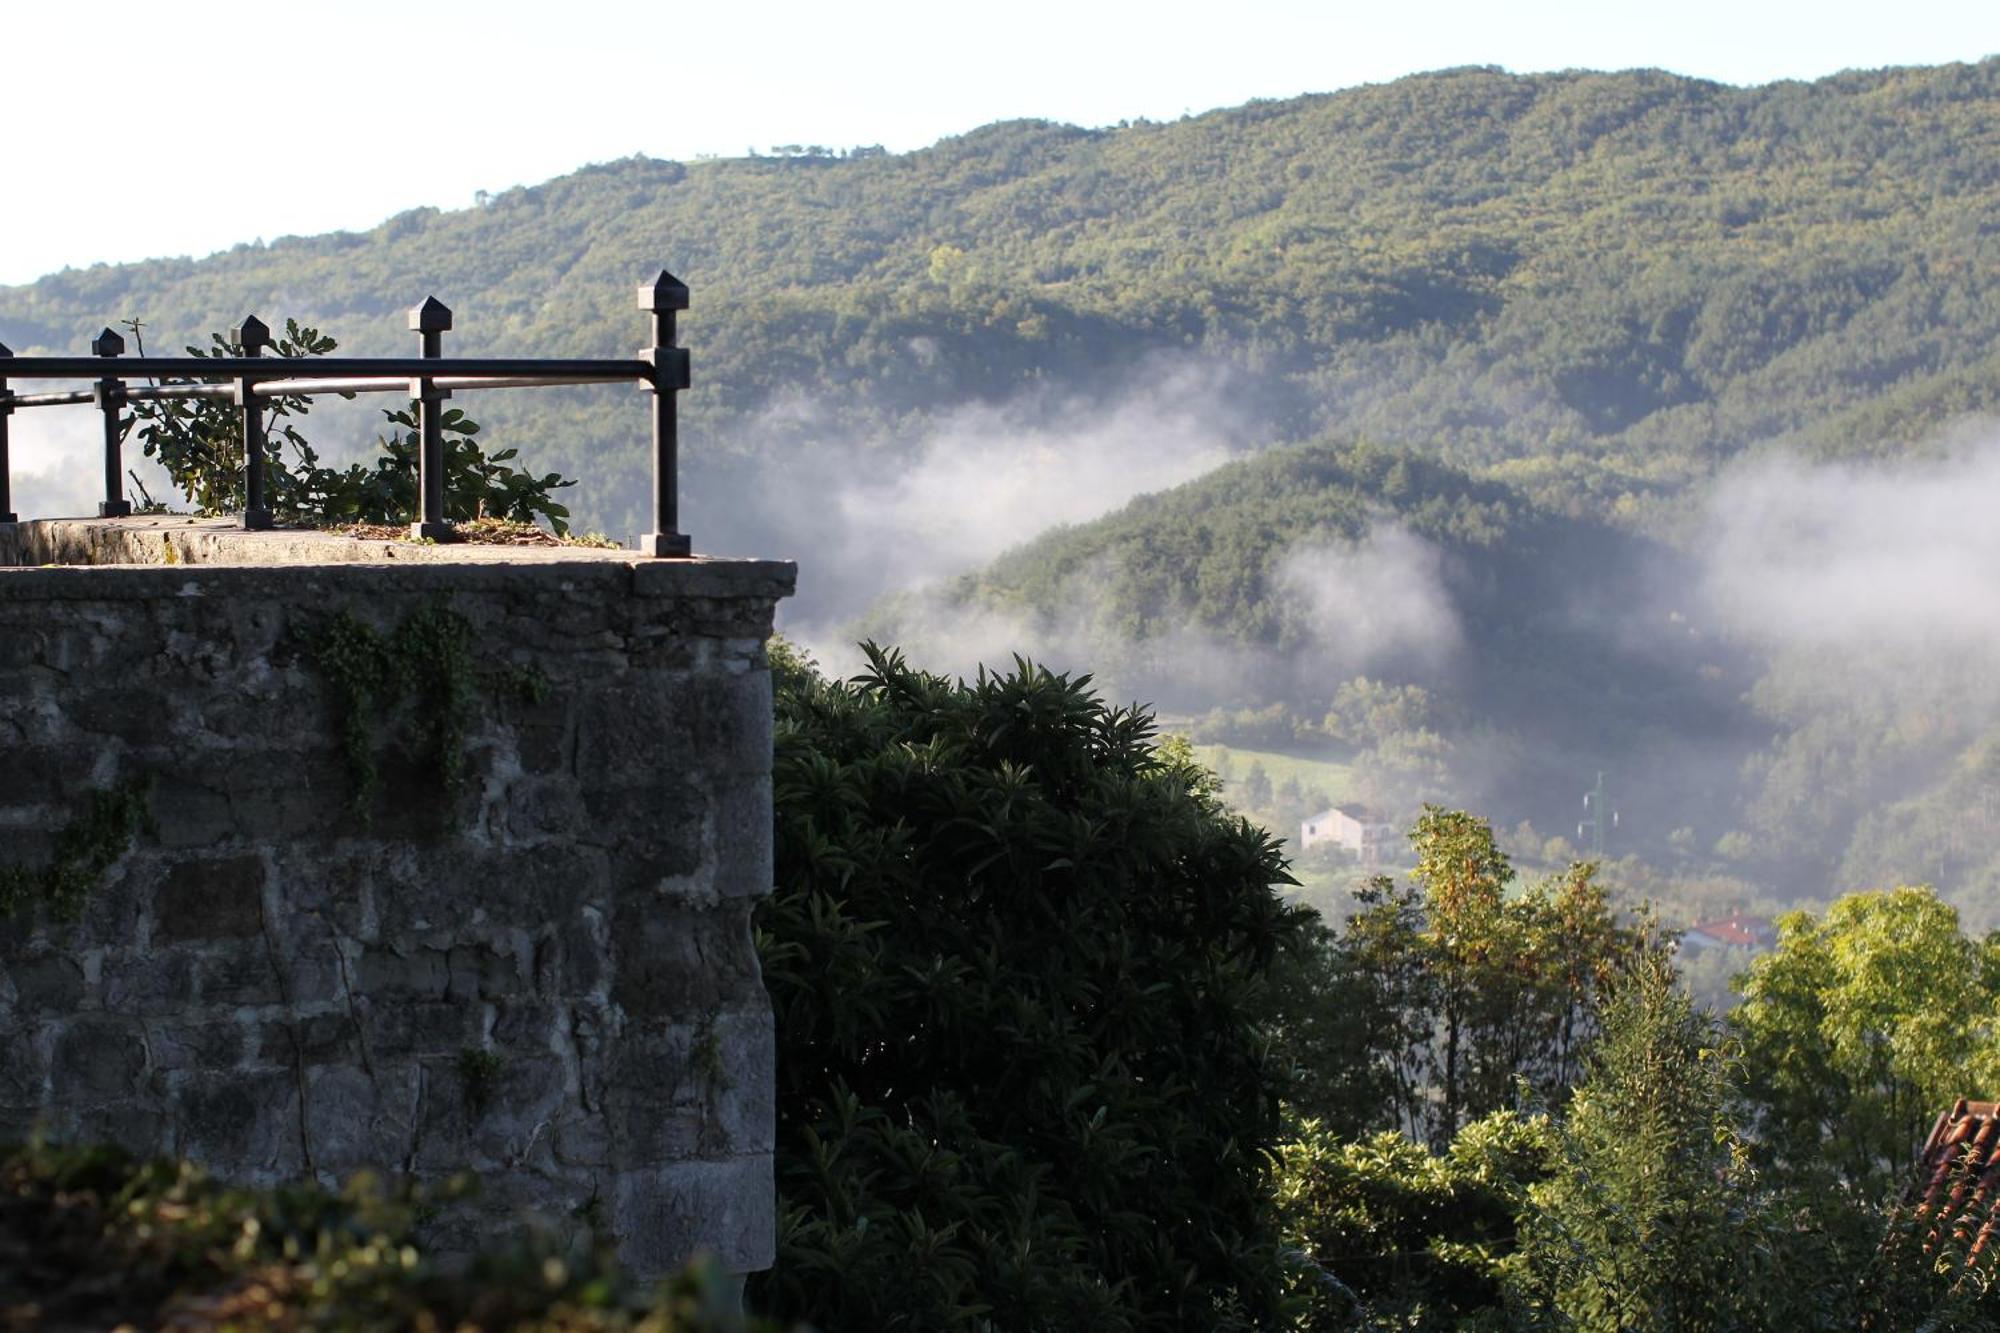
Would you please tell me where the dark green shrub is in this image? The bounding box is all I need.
[753,644,1310,1331]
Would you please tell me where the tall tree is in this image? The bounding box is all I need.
[1733,885,2000,1190]
[1513,953,1756,1330]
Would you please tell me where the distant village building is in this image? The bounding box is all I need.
[1301,804,1397,866]
[1677,912,1779,953]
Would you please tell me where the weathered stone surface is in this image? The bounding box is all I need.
[156,855,266,941]
[147,1020,245,1071]
[51,1020,147,1099]
[8,953,86,1013]
[0,1031,45,1101]
[98,950,196,1015]
[175,1069,304,1178]
[608,904,762,1018]
[303,1063,421,1177]
[0,519,792,1279]
[613,1157,776,1274]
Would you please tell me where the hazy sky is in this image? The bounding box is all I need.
[2,0,1996,286]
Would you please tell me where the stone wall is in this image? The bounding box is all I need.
[0,518,794,1278]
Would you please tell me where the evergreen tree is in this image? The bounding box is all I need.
[1512,953,1754,1330]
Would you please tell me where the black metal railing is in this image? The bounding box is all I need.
[0,271,693,556]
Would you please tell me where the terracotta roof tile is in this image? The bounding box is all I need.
[1910,1098,2000,1268]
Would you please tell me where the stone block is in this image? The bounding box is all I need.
[353,947,449,1001]
[51,1019,147,1099]
[77,861,152,946]
[498,777,591,845]
[578,671,772,787]
[303,1063,420,1178]
[0,1029,45,1101]
[155,855,266,941]
[709,1008,776,1155]
[556,911,607,997]
[0,746,97,808]
[63,688,183,749]
[71,1100,168,1157]
[445,942,525,1003]
[256,1012,361,1067]
[98,950,196,1015]
[195,950,285,1007]
[147,1020,245,1072]
[490,999,564,1052]
[219,750,350,841]
[554,1113,611,1167]
[362,1000,485,1059]
[469,1054,569,1166]
[143,778,233,850]
[174,1068,303,1178]
[510,713,573,776]
[612,1156,776,1278]
[710,775,775,900]
[6,954,85,1013]
[608,904,761,1019]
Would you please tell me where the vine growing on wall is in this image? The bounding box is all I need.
[307,603,548,820]
[0,780,153,921]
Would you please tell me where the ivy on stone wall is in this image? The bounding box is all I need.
[0,780,152,922]
[307,603,549,820]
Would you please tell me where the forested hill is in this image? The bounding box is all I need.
[870,440,1763,877]
[5,59,2000,536]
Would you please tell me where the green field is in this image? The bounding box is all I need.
[1190,744,1359,810]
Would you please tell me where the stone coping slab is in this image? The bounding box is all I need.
[0,517,795,600]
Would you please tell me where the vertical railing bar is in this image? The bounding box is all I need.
[0,339,15,523]
[409,296,453,540]
[91,327,132,518]
[233,315,272,530]
[637,270,692,558]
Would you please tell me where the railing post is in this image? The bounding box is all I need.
[232,316,272,530]
[637,270,692,557]
[0,340,15,523]
[91,328,131,518]
[408,296,453,540]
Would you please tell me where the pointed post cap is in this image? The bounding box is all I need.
[408,296,453,332]
[0,339,12,358]
[231,315,271,351]
[638,270,690,312]
[91,327,125,357]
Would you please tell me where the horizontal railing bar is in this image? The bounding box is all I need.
[0,356,656,381]
[1,387,236,406]
[4,373,638,411]
[135,383,233,402]
[250,372,639,396]
[8,390,98,407]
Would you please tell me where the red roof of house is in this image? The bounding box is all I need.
[1685,913,1776,949]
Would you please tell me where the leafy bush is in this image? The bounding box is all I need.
[123,319,576,532]
[1273,1110,1552,1330]
[0,1138,779,1330]
[753,644,1310,1331]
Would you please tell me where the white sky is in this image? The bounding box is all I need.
[1,0,1997,287]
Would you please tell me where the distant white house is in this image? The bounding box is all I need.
[1301,803,1397,866]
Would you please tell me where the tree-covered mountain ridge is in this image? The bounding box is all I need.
[5,58,2000,531]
